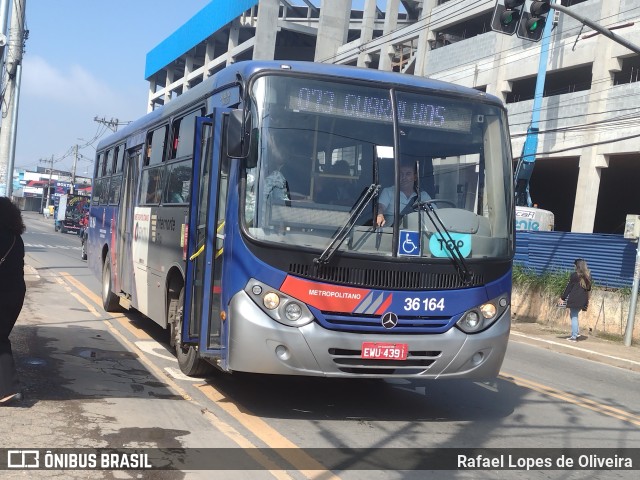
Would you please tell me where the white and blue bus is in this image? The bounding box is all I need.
[87,60,514,379]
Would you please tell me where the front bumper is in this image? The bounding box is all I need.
[226,290,510,380]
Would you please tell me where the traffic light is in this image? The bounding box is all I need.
[517,1,552,42]
[491,0,526,36]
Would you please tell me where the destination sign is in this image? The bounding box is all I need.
[287,86,473,132]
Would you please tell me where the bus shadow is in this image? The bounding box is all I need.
[202,372,520,423]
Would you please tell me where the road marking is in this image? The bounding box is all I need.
[197,383,341,479]
[60,272,151,340]
[24,243,81,250]
[500,372,640,427]
[134,340,176,362]
[164,366,197,381]
[199,410,294,480]
[61,271,299,477]
[54,276,102,318]
[510,331,640,367]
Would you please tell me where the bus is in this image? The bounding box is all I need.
[87,60,514,379]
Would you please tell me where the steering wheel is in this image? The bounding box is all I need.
[423,199,457,208]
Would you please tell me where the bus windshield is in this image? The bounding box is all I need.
[243,74,513,260]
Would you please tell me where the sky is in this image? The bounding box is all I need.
[14,0,378,176]
[15,0,213,176]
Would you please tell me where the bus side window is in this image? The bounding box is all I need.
[114,144,125,173]
[109,174,123,205]
[95,153,103,178]
[175,110,203,158]
[164,160,191,204]
[141,166,164,204]
[100,177,110,205]
[105,149,114,175]
[145,126,168,166]
[92,177,102,205]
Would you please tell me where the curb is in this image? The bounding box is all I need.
[510,330,640,373]
[24,264,40,283]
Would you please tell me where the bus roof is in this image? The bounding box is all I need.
[97,60,504,152]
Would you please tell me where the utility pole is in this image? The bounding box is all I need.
[0,0,10,66]
[40,155,53,213]
[0,0,27,198]
[94,116,122,132]
[513,2,555,207]
[70,144,78,194]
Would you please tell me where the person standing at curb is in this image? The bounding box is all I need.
[560,258,592,342]
[0,197,26,406]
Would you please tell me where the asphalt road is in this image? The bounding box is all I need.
[2,211,638,480]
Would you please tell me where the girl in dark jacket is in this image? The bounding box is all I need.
[0,197,26,406]
[560,258,592,342]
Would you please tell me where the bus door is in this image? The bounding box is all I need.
[183,111,229,353]
[118,148,141,297]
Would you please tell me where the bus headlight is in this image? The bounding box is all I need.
[456,295,509,334]
[263,292,280,310]
[459,311,481,331]
[284,302,303,321]
[480,303,497,319]
[245,279,314,327]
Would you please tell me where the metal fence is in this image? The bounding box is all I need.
[514,231,637,289]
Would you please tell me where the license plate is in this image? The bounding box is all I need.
[361,342,408,360]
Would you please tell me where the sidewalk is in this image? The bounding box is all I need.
[510,320,640,374]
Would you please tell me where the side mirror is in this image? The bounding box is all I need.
[226,109,250,159]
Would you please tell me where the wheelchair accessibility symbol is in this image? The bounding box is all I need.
[398,230,420,256]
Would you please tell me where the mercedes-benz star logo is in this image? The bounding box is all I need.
[381,312,398,329]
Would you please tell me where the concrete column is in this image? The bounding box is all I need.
[357,0,377,67]
[227,18,241,65]
[414,0,437,77]
[147,78,157,113]
[572,153,607,232]
[485,33,510,104]
[571,1,618,233]
[253,0,279,60]
[183,55,194,92]
[164,68,175,104]
[378,0,400,71]
[203,39,216,79]
[314,0,350,63]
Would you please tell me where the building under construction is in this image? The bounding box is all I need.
[144,0,640,234]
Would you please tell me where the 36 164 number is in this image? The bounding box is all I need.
[403,297,445,311]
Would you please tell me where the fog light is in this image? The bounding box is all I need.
[263,292,280,310]
[275,344,290,360]
[284,302,302,321]
[471,352,484,365]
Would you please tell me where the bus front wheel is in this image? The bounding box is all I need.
[102,256,121,312]
[172,288,213,377]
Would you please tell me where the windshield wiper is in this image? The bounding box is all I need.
[314,183,381,267]
[414,200,473,286]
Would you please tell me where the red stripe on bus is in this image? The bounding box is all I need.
[375,295,393,315]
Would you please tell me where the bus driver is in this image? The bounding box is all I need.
[376,162,432,227]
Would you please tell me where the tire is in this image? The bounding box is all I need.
[61,226,67,234]
[172,287,213,377]
[101,256,121,312]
